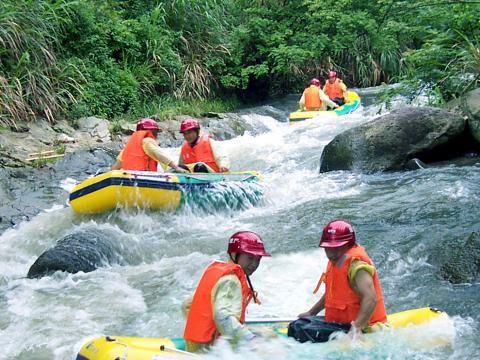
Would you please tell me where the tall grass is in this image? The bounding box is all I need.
[159,0,231,99]
[0,1,83,128]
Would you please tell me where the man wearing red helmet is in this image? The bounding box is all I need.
[111,118,187,172]
[299,78,339,111]
[323,70,347,106]
[183,231,270,352]
[179,118,230,173]
[293,220,387,342]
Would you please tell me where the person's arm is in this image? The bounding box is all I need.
[143,138,187,173]
[178,152,185,167]
[111,150,123,170]
[298,293,325,317]
[350,269,377,332]
[298,92,306,110]
[209,138,230,172]
[340,81,348,99]
[111,160,122,170]
[319,90,339,109]
[212,275,255,342]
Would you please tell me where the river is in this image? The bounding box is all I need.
[0,89,479,359]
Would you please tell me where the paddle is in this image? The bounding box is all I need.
[246,318,296,324]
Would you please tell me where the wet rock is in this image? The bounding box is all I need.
[436,232,480,284]
[0,148,116,234]
[320,107,468,173]
[465,89,480,144]
[119,122,136,135]
[52,119,76,135]
[446,88,480,145]
[27,228,130,278]
[56,133,75,143]
[202,113,255,140]
[75,117,111,143]
[239,105,289,122]
[0,167,65,233]
[53,148,116,178]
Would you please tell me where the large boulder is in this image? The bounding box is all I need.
[429,232,480,284]
[27,227,137,278]
[445,88,480,144]
[464,89,480,144]
[320,107,467,173]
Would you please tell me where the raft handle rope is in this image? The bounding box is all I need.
[246,274,260,305]
[105,336,129,360]
[230,253,260,305]
[159,345,201,358]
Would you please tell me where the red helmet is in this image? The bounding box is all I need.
[319,220,356,248]
[328,70,337,79]
[310,78,321,86]
[228,231,271,257]
[136,118,159,131]
[180,118,200,133]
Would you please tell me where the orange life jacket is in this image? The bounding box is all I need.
[322,244,387,325]
[324,79,345,100]
[180,133,220,172]
[183,261,253,344]
[304,85,322,110]
[122,130,158,171]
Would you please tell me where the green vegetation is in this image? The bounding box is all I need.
[0,0,478,127]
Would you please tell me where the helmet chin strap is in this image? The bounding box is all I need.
[229,253,260,305]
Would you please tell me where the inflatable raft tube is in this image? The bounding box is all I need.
[76,307,450,359]
[69,170,262,214]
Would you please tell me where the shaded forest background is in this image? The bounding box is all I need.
[1,0,479,127]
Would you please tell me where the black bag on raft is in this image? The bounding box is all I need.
[287,316,351,343]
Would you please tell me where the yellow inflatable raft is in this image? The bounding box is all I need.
[69,170,262,214]
[289,91,361,123]
[76,307,450,359]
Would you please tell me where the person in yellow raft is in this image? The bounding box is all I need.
[111,118,187,173]
[179,118,230,173]
[182,231,271,352]
[299,78,339,111]
[323,70,348,106]
[289,220,387,343]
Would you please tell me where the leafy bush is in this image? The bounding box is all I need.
[1,0,478,124]
[70,60,140,118]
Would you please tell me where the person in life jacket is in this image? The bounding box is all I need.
[295,220,387,341]
[299,78,339,111]
[323,70,348,106]
[182,231,271,353]
[178,118,230,173]
[111,118,187,173]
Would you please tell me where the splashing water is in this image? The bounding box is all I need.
[0,88,479,359]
